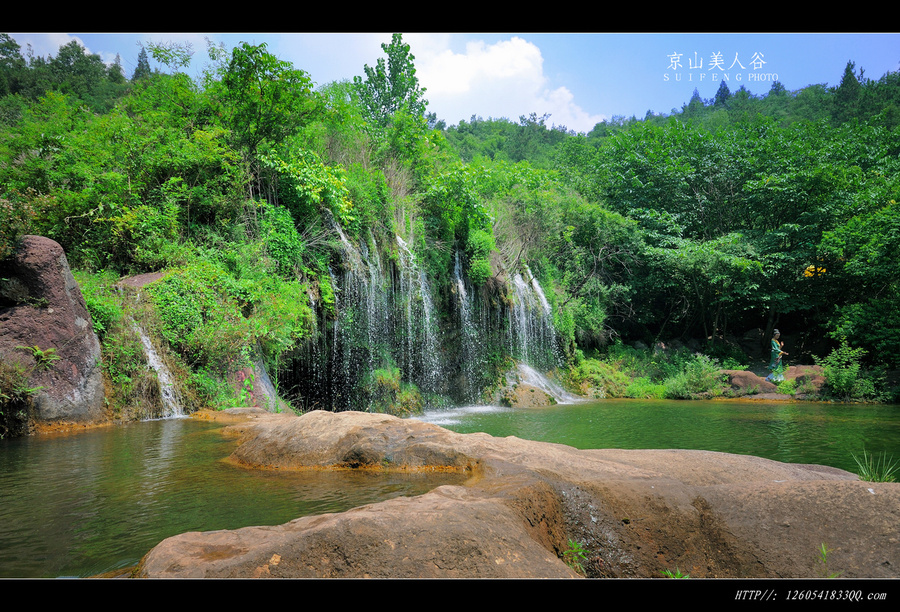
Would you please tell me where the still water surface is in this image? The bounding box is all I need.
[0,417,461,578]
[415,398,900,474]
[2,399,898,578]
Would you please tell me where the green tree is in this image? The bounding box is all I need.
[144,41,193,72]
[132,46,152,81]
[791,84,832,124]
[832,60,864,125]
[217,42,320,157]
[108,54,126,85]
[48,40,111,112]
[644,234,762,344]
[0,33,26,97]
[547,199,642,349]
[353,33,428,129]
[713,80,731,108]
[820,198,900,366]
[682,88,705,118]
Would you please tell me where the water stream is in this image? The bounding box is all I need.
[135,324,183,418]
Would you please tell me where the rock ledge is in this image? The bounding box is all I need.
[135,409,899,579]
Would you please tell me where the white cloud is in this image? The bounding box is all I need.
[10,33,83,60]
[12,33,136,67]
[415,35,606,133]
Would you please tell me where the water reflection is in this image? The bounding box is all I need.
[0,418,463,578]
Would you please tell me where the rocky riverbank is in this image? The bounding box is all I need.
[134,408,899,579]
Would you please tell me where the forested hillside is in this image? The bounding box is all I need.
[2,33,899,420]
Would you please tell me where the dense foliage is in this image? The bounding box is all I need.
[2,34,898,413]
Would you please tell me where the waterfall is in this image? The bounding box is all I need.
[288,219,453,410]
[285,216,570,411]
[134,324,184,418]
[360,234,390,380]
[453,251,485,403]
[509,265,561,372]
[396,236,443,395]
[516,363,580,404]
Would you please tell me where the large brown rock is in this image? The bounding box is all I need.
[135,409,900,579]
[724,369,779,395]
[724,365,826,400]
[0,236,105,429]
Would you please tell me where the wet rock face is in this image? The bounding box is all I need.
[0,236,105,428]
[499,382,555,407]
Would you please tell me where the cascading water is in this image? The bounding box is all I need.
[453,251,485,403]
[509,265,562,372]
[396,236,444,395]
[516,363,580,404]
[134,324,184,418]
[286,219,451,410]
[284,216,569,411]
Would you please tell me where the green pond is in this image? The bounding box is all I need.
[414,398,900,474]
[1,398,898,578]
[0,417,462,578]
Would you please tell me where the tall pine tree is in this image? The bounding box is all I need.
[832,60,864,125]
[132,46,151,81]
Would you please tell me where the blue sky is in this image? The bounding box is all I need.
[9,32,900,134]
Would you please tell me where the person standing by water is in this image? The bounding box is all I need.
[766,329,788,382]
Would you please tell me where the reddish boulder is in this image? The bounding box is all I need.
[723,369,779,395]
[785,365,826,394]
[0,236,105,430]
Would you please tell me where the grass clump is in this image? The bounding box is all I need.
[561,539,588,576]
[852,449,899,483]
[660,566,690,578]
[817,543,843,578]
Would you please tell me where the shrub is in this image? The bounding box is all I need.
[467,257,492,286]
[465,228,495,286]
[814,338,875,400]
[146,260,253,370]
[259,149,355,231]
[250,277,315,366]
[365,366,423,415]
[776,378,797,396]
[663,354,726,399]
[568,358,631,398]
[0,196,34,261]
[624,377,667,399]
[74,270,124,340]
[259,201,305,277]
